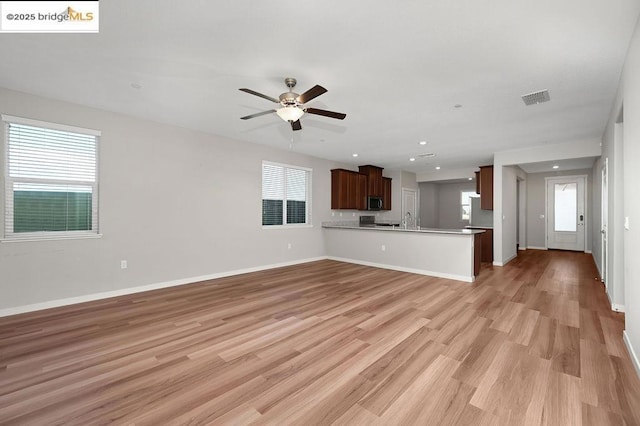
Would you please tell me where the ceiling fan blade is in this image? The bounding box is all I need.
[240,110,276,120]
[239,88,279,103]
[296,85,327,104]
[291,120,302,131]
[305,108,346,120]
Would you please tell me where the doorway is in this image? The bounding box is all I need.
[545,175,587,251]
[402,188,418,227]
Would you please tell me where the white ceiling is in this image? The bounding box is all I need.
[518,157,598,174]
[0,0,638,173]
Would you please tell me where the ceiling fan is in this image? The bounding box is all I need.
[239,78,346,131]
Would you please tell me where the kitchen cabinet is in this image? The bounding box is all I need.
[382,177,392,210]
[352,172,367,210]
[467,226,493,263]
[475,171,480,194]
[478,165,494,210]
[481,228,493,263]
[359,165,384,197]
[332,165,391,210]
[474,234,482,276]
[331,169,366,210]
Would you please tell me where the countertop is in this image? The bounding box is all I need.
[465,225,494,230]
[322,222,486,235]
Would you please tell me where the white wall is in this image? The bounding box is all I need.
[0,87,343,311]
[525,169,593,251]
[437,182,476,229]
[418,183,438,228]
[594,116,626,310]
[617,17,640,369]
[500,166,519,265]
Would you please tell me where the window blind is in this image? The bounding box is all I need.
[262,162,310,226]
[4,118,99,238]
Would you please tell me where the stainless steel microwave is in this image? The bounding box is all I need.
[367,196,383,210]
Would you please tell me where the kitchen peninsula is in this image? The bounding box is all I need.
[322,223,485,282]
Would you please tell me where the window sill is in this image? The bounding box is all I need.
[1,233,103,243]
[262,224,313,230]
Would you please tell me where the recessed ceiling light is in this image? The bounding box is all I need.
[409,158,416,162]
[435,166,441,170]
[352,153,358,158]
[552,165,559,169]
[468,177,473,180]
[419,141,427,145]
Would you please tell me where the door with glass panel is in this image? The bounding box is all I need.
[546,176,586,251]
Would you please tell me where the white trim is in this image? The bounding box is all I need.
[527,246,548,250]
[0,256,327,318]
[1,114,101,136]
[327,256,474,283]
[623,331,640,379]
[518,247,527,251]
[585,250,592,254]
[612,304,625,313]
[592,252,603,278]
[262,224,313,230]
[544,174,588,252]
[493,252,518,267]
[1,233,103,243]
[504,253,518,264]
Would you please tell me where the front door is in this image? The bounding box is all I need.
[546,176,586,251]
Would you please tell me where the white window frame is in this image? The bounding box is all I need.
[2,115,101,242]
[460,190,478,222]
[262,160,312,229]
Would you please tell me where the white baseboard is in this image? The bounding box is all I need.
[527,246,547,250]
[493,252,518,267]
[0,257,328,318]
[585,250,592,254]
[592,253,603,278]
[518,247,527,251]
[624,331,640,379]
[612,303,625,313]
[327,256,474,283]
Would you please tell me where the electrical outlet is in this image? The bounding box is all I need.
[332,211,335,217]
[539,214,545,219]
[120,260,128,269]
[287,243,292,250]
[339,212,343,217]
[381,244,386,252]
[625,217,630,230]
[352,212,356,217]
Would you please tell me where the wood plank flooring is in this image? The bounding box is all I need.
[1,250,640,425]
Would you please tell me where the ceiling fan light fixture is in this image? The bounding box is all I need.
[276,106,304,122]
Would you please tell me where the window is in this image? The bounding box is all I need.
[554,183,577,232]
[461,190,478,221]
[262,161,311,226]
[3,115,100,240]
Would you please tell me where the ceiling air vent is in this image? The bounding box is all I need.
[418,153,436,158]
[521,90,550,106]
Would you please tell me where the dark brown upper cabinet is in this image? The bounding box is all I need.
[331,169,367,210]
[331,165,391,210]
[477,165,494,210]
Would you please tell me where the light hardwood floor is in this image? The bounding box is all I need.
[1,250,640,425]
